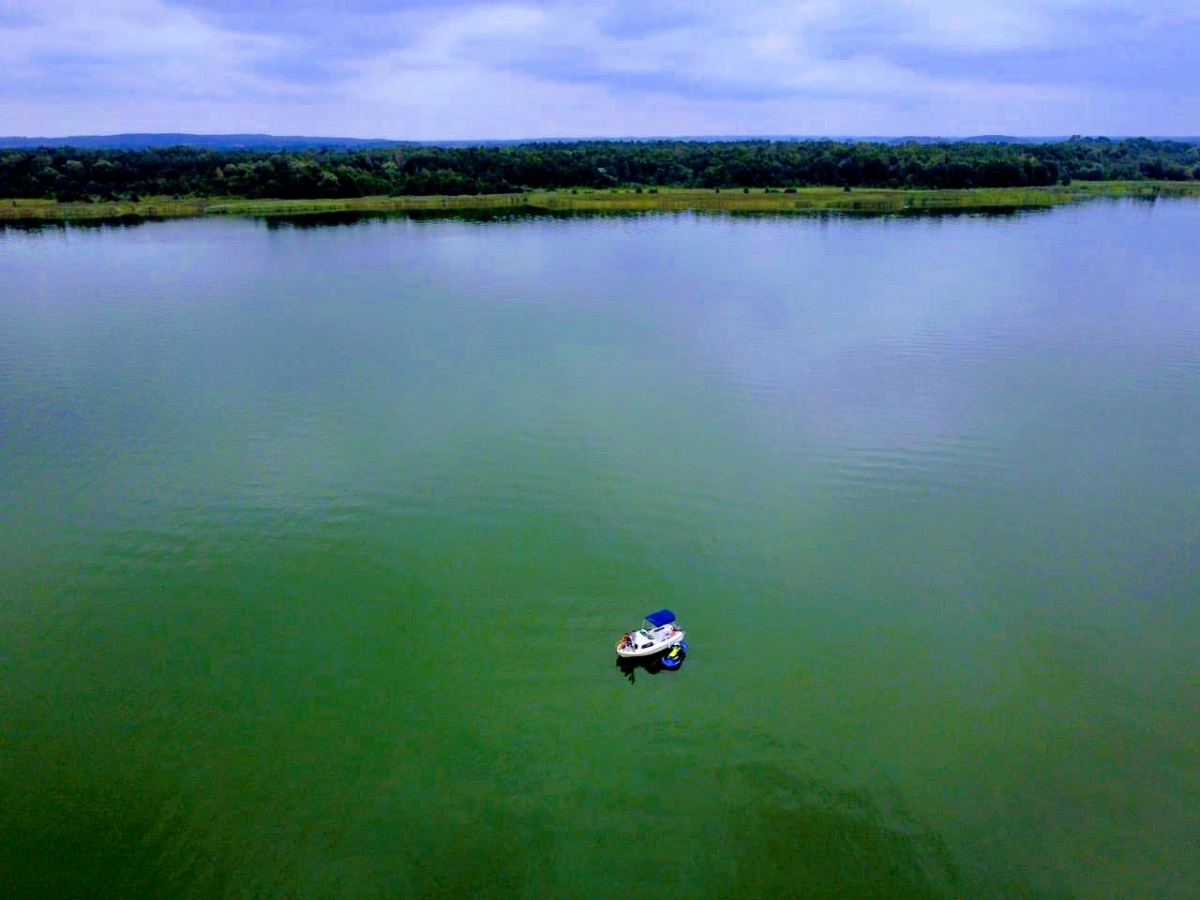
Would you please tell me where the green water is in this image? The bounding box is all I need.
[2,203,1198,899]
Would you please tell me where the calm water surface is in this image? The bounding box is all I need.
[2,202,1198,899]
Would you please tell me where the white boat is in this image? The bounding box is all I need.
[616,609,686,658]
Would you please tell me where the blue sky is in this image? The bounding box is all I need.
[1,0,1196,138]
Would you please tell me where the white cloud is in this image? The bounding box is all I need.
[0,0,1197,137]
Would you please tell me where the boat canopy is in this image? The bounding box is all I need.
[645,609,677,628]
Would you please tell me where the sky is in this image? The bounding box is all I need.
[1,0,1197,140]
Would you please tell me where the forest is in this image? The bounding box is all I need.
[3,137,1199,202]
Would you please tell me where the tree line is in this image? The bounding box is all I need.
[3,138,1199,202]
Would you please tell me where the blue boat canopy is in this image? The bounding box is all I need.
[645,609,677,627]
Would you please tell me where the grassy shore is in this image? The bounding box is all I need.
[4,182,1200,222]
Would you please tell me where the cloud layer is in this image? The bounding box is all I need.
[1,0,1197,138]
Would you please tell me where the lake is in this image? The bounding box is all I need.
[2,201,1197,900]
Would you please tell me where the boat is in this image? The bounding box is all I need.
[616,609,686,658]
[661,641,688,669]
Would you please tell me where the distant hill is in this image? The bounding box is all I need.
[887,135,1068,144]
[0,133,408,151]
[5,132,1199,152]
[2,132,1198,153]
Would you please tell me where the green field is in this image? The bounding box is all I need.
[4,181,1200,221]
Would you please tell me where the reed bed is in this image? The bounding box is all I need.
[3,182,1198,221]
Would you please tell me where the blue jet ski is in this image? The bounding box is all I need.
[661,641,688,669]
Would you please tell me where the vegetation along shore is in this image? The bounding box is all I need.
[3,137,1199,220]
[6,182,1200,222]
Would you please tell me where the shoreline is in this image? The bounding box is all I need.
[3,182,1200,222]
